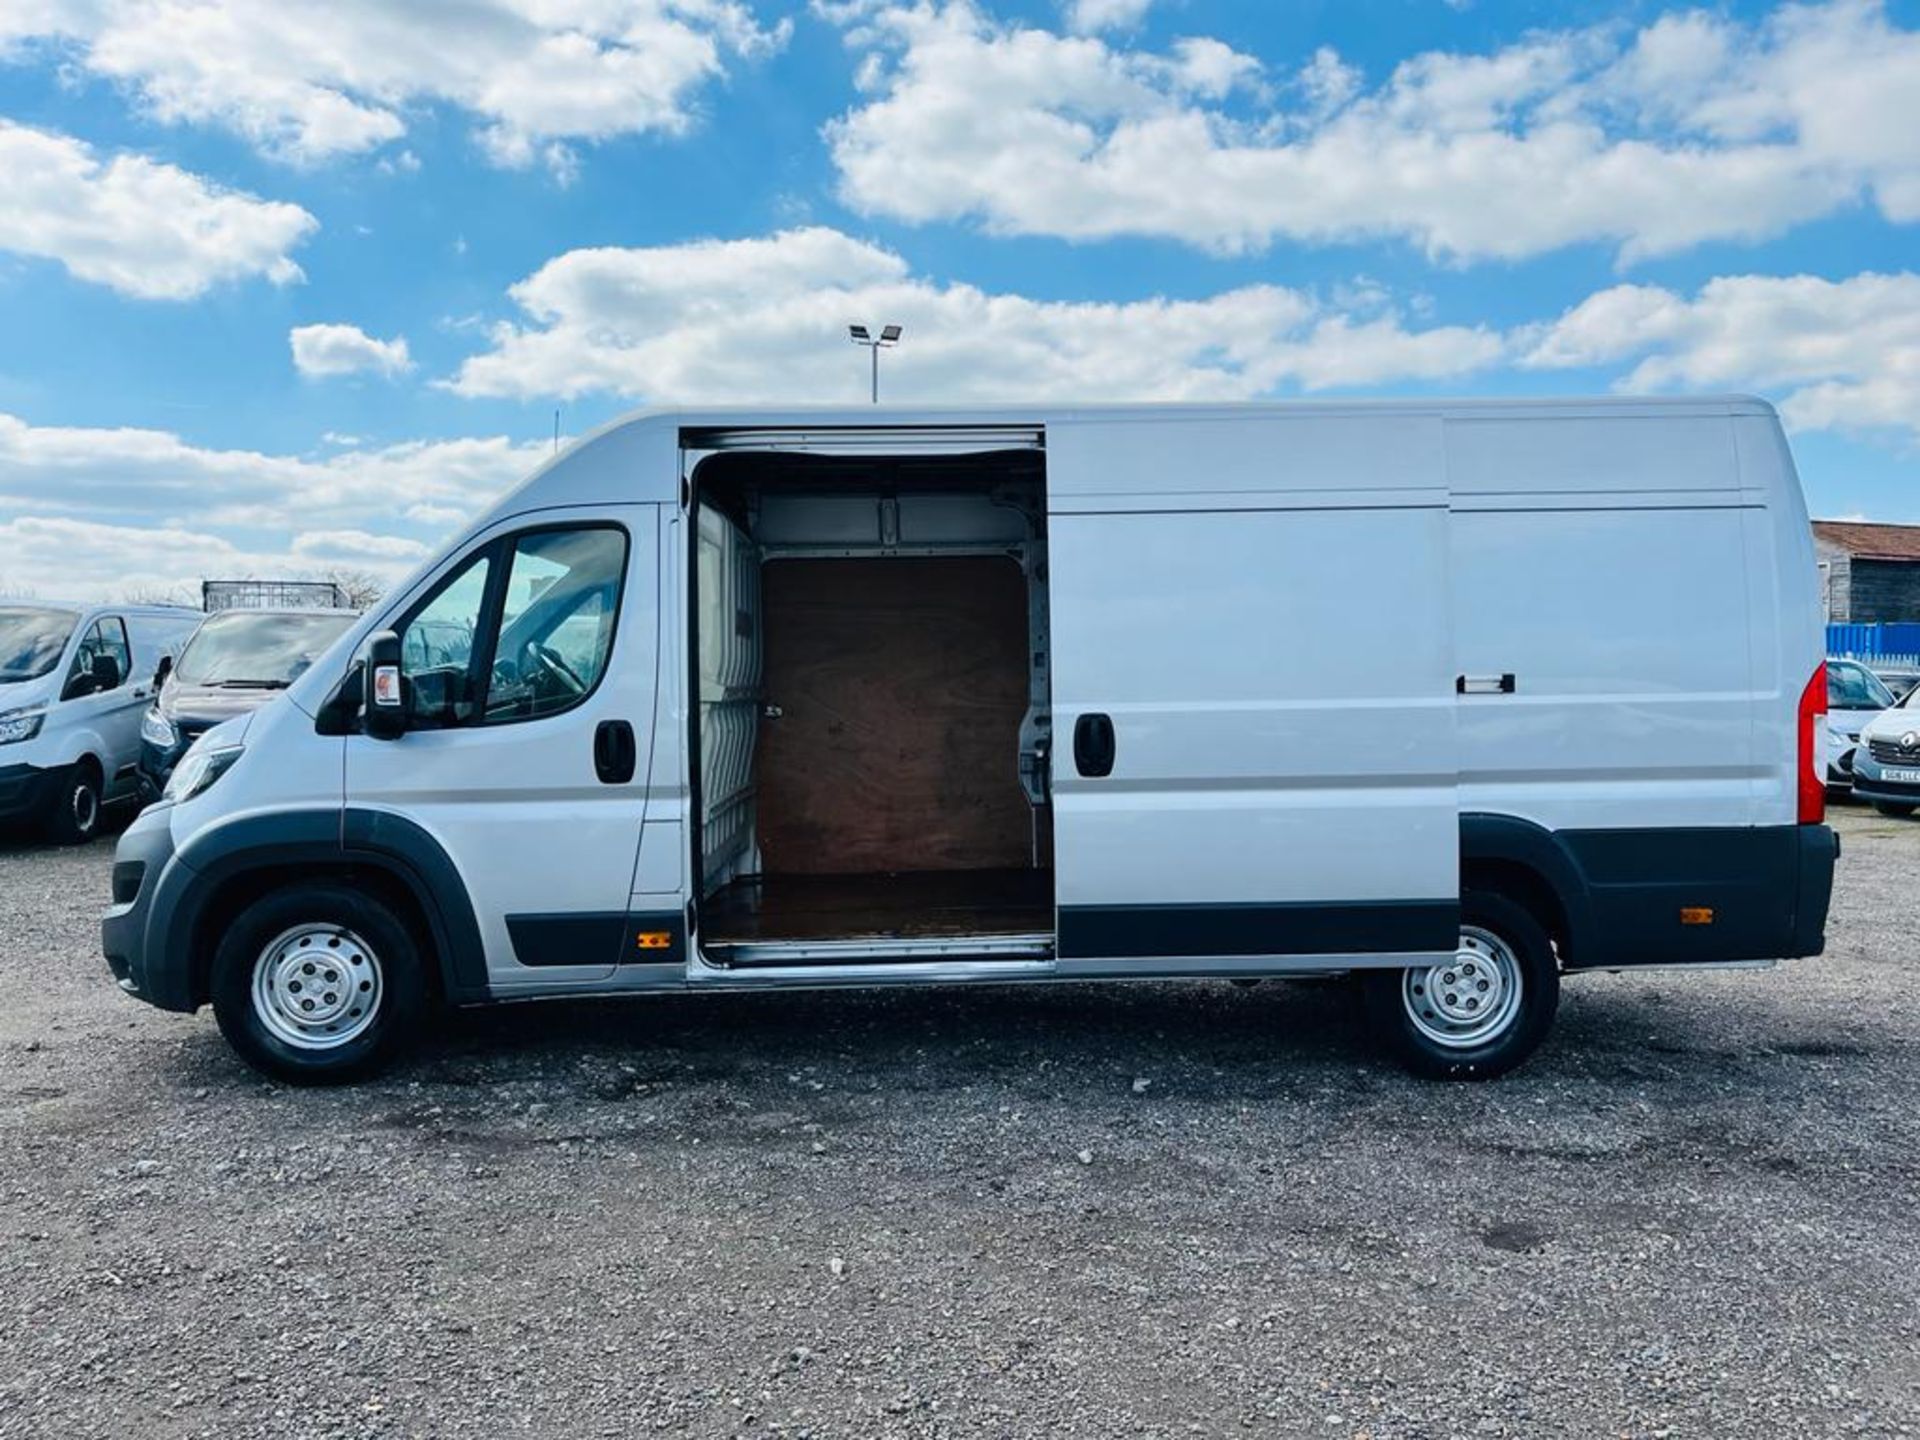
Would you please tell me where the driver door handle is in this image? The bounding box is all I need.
[594,720,636,785]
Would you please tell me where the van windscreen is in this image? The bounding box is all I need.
[176,611,357,687]
[0,607,79,682]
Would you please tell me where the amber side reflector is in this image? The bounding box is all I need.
[635,931,672,950]
[1679,907,1715,926]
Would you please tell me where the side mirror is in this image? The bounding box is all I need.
[61,671,96,702]
[152,654,173,689]
[363,631,407,740]
[92,652,122,692]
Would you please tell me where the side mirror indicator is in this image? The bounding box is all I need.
[373,664,402,706]
[363,631,407,740]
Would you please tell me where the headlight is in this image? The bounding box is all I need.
[162,743,243,803]
[140,706,179,749]
[0,706,45,746]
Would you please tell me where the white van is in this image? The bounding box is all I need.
[102,400,1838,1082]
[1,602,201,842]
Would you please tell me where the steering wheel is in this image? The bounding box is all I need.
[529,641,587,696]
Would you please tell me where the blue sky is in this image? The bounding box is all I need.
[1,0,1918,597]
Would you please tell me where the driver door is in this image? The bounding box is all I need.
[345,507,661,989]
[65,615,145,798]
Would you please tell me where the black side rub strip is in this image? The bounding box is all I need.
[506,911,686,967]
[1057,899,1459,960]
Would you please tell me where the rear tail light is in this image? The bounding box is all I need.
[1798,662,1827,825]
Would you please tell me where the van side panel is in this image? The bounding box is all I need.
[1451,502,1759,831]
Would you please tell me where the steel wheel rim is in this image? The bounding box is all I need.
[250,924,383,1051]
[71,780,97,835]
[1403,925,1523,1049]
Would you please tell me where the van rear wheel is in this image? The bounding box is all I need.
[1361,889,1559,1080]
[210,883,426,1084]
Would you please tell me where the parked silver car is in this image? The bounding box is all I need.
[1826,658,1897,791]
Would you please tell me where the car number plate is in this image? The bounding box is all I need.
[1883,767,1920,784]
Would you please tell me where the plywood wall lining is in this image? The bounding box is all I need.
[756,556,1034,875]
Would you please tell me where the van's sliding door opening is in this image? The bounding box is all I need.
[688,444,1051,966]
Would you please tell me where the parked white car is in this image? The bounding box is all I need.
[0,603,202,841]
[1846,687,1920,817]
[104,397,1837,1084]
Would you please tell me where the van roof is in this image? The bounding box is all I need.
[462,393,1787,543]
[583,393,1777,435]
[0,600,201,616]
[199,606,360,617]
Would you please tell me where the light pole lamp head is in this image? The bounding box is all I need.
[848,324,871,342]
[879,324,903,344]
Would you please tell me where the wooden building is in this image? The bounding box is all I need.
[1813,521,1920,624]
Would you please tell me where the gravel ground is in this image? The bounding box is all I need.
[1,807,1917,1440]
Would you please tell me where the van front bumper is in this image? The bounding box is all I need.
[1846,751,1920,808]
[101,803,198,1011]
[0,762,59,825]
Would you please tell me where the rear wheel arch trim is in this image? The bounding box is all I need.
[1459,812,1591,961]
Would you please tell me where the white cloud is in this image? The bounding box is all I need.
[290,529,434,560]
[0,118,314,299]
[6,0,789,171]
[0,413,548,599]
[820,0,1920,262]
[445,226,1506,404]
[1524,271,1920,441]
[290,322,413,379]
[1064,0,1153,33]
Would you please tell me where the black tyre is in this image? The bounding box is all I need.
[42,761,103,845]
[210,883,427,1084]
[1361,889,1559,1080]
[1873,800,1917,818]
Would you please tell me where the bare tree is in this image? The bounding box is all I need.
[119,582,200,608]
[311,568,386,610]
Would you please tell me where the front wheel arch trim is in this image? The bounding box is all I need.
[157,808,488,1009]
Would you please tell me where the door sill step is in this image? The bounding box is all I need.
[703,932,1055,967]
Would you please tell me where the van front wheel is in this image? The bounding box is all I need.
[1361,890,1559,1080]
[43,761,102,845]
[210,884,426,1084]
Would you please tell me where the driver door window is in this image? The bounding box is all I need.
[393,525,625,730]
[68,617,130,694]
[483,528,625,724]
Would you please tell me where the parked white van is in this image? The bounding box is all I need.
[103,399,1838,1082]
[1,602,201,842]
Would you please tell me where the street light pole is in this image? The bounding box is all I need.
[848,324,903,403]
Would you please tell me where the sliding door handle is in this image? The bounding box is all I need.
[1073,712,1116,778]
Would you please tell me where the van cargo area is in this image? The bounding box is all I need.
[691,448,1052,964]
